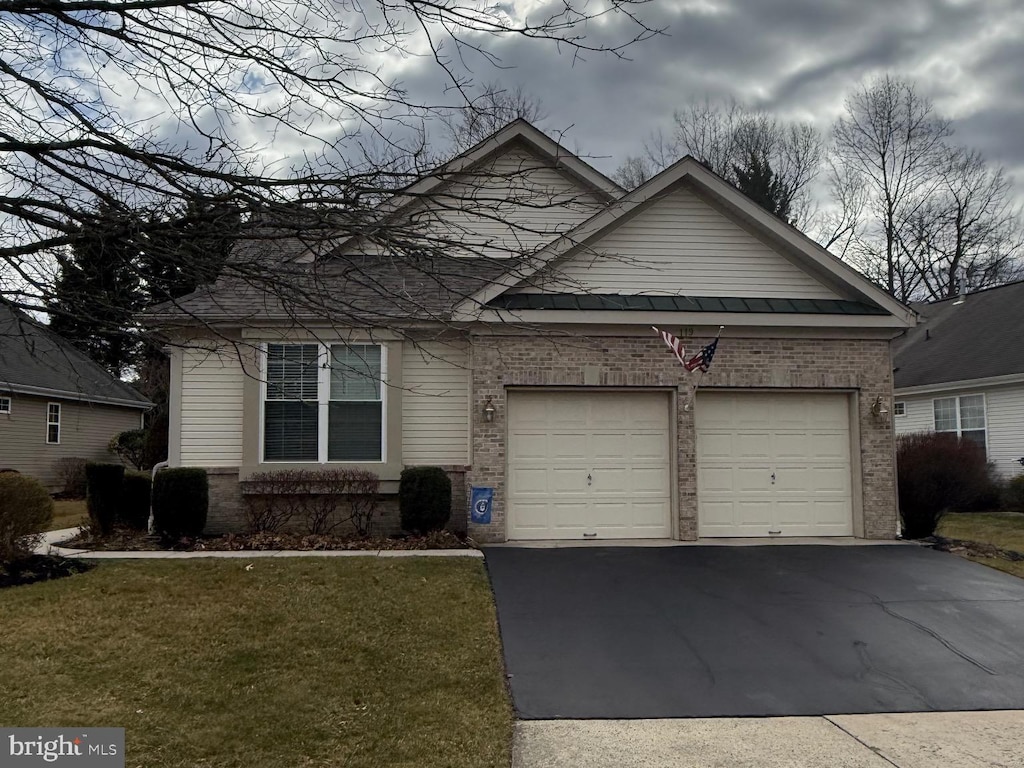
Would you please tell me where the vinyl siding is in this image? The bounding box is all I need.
[355,143,606,260]
[895,383,1024,479]
[180,345,245,466]
[531,185,841,298]
[402,340,470,465]
[0,394,142,489]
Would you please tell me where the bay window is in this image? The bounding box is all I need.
[933,394,986,454]
[263,343,385,463]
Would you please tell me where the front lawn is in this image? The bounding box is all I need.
[50,498,88,531]
[937,512,1024,579]
[0,558,512,767]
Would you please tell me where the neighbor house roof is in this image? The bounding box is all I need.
[0,305,151,408]
[893,279,1024,390]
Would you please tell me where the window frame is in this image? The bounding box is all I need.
[932,394,987,454]
[46,402,61,444]
[893,401,906,417]
[0,396,10,415]
[259,342,388,464]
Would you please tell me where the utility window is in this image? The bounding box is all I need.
[46,402,61,444]
[0,397,10,414]
[893,401,906,417]
[933,395,986,455]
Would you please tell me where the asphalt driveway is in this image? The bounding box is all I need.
[484,545,1024,719]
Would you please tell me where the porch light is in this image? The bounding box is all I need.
[870,396,890,419]
[483,396,496,422]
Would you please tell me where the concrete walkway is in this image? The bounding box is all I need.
[36,527,483,559]
[514,711,1024,767]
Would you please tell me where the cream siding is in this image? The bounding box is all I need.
[0,394,142,489]
[401,340,470,465]
[530,185,841,298]
[353,144,606,260]
[895,383,1024,479]
[180,345,245,466]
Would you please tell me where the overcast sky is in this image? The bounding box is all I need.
[398,0,1024,188]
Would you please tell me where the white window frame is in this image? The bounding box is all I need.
[259,342,388,464]
[46,402,61,444]
[0,396,10,415]
[932,394,987,453]
[893,401,906,417]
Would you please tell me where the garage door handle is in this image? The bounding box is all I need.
[587,473,593,486]
[770,472,776,484]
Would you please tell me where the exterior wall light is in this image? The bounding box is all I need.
[870,396,890,419]
[483,396,496,422]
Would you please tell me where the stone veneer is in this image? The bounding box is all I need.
[466,333,897,543]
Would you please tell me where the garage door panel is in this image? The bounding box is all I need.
[810,432,850,460]
[698,432,734,459]
[774,433,812,460]
[735,433,772,459]
[508,390,671,540]
[736,465,772,493]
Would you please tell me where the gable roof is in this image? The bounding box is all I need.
[0,305,151,408]
[894,279,1024,390]
[453,155,914,326]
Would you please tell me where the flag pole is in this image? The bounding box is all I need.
[685,325,724,412]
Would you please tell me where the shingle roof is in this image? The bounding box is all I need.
[893,280,1024,389]
[147,251,516,325]
[0,305,151,407]
[488,293,888,315]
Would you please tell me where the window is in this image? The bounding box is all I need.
[934,395,986,453]
[0,397,10,414]
[46,402,60,444]
[893,401,906,417]
[262,343,385,463]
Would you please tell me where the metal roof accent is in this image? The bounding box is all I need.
[487,293,889,315]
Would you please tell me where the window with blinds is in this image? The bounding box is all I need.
[262,342,385,462]
[933,394,987,456]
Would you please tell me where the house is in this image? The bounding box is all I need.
[893,280,1024,480]
[150,120,916,541]
[0,305,152,489]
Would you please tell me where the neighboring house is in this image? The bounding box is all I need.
[150,120,915,541]
[894,280,1024,480]
[0,305,151,490]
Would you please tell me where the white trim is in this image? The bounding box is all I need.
[0,396,10,414]
[895,371,1024,396]
[46,401,61,445]
[932,393,988,456]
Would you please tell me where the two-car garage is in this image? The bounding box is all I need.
[505,389,855,540]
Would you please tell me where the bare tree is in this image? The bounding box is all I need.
[611,155,654,189]
[614,98,824,223]
[0,0,660,329]
[443,82,548,152]
[830,75,953,301]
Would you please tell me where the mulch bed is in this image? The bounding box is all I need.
[925,535,1024,563]
[0,555,95,589]
[60,528,477,552]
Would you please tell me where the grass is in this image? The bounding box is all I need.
[937,511,1024,580]
[0,558,512,768]
[50,498,88,531]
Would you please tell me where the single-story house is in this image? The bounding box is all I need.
[151,120,915,541]
[894,280,1024,479]
[0,305,151,490]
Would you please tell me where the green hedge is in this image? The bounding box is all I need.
[399,467,452,534]
[0,474,53,561]
[86,463,125,535]
[120,471,152,530]
[1006,475,1024,514]
[152,468,208,538]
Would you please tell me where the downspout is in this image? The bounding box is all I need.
[149,461,170,534]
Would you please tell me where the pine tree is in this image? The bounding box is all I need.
[732,150,794,222]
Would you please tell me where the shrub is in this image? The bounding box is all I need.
[0,474,54,561]
[152,468,208,538]
[242,469,381,536]
[54,457,88,498]
[85,462,125,535]
[399,467,452,534]
[1005,474,1024,514]
[109,429,149,470]
[897,432,997,539]
[120,471,152,530]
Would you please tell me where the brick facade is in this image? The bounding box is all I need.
[466,333,897,543]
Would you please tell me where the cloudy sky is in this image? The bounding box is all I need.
[398,0,1024,188]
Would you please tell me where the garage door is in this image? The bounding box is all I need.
[507,390,672,540]
[696,392,853,537]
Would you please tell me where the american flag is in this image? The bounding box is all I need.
[652,326,687,368]
[684,337,719,373]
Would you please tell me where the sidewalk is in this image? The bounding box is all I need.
[37,527,483,559]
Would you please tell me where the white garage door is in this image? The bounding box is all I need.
[507,390,672,540]
[696,392,853,537]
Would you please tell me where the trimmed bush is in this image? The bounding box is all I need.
[0,473,53,561]
[86,462,125,535]
[152,468,208,538]
[399,467,452,534]
[54,457,88,498]
[897,432,998,539]
[120,471,152,530]
[1005,475,1024,514]
[109,428,149,470]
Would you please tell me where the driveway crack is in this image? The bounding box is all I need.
[824,716,902,767]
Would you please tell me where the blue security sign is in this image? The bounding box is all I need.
[470,487,493,524]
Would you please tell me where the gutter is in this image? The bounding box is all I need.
[0,382,152,409]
